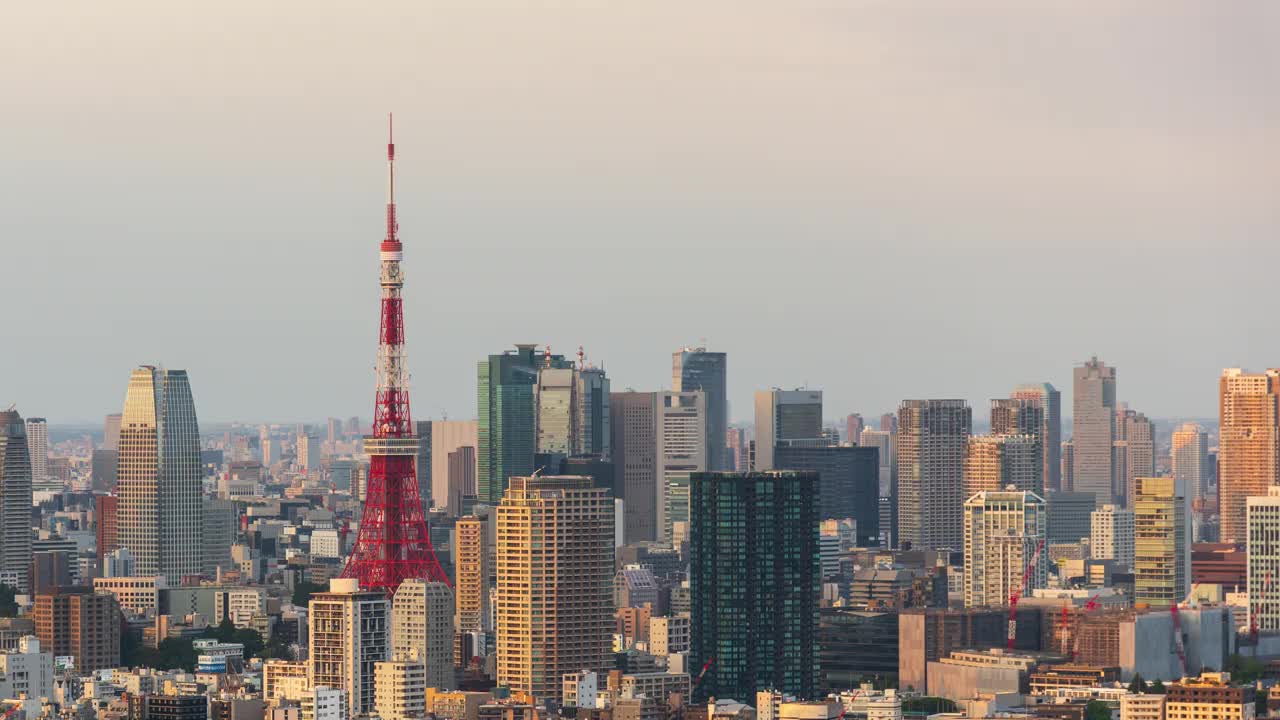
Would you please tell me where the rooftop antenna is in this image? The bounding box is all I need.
[544,345,552,369]
[578,345,585,370]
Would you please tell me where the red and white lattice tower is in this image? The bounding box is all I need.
[341,116,451,593]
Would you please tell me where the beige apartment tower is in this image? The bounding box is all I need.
[962,489,1047,608]
[454,515,489,636]
[391,579,454,689]
[496,476,614,703]
[1171,423,1210,509]
[309,578,390,718]
[1219,369,1280,543]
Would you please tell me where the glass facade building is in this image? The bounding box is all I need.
[0,411,33,591]
[118,366,203,582]
[774,445,879,546]
[689,471,819,703]
[477,345,572,503]
[672,348,727,471]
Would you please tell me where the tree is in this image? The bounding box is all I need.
[1149,679,1166,695]
[1225,653,1264,684]
[1128,674,1148,694]
[291,581,324,607]
[1085,700,1112,720]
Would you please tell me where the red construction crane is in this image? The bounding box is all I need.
[693,657,715,688]
[1170,584,1200,680]
[1007,538,1046,649]
[1068,593,1104,661]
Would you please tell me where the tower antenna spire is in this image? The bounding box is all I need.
[343,116,450,594]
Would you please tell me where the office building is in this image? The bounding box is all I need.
[754,390,824,471]
[1072,357,1117,505]
[117,366,203,583]
[1047,491,1097,544]
[24,417,48,487]
[1116,408,1155,507]
[846,413,865,445]
[1091,505,1135,571]
[298,434,319,474]
[576,365,611,457]
[610,391,706,544]
[0,411,33,591]
[1172,423,1211,508]
[963,434,1042,496]
[309,578,390,718]
[774,445,879,545]
[0,637,53,711]
[95,494,119,563]
[536,367,576,456]
[91,448,118,492]
[963,489,1047,608]
[33,586,122,673]
[448,446,477,515]
[1218,369,1280,543]
[1133,477,1189,609]
[455,516,488,635]
[897,400,971,550]
[104,413,122,450]
[391,579,454,689]
[424,420,479,514]
[860,428,897,548]
[1247,488,1280,633]
[414,420,433,510]
[375,659,427,720]
[477,345,573,503]
[673,347,728,471]
[690,471,819,702]
[1166,673,1254,720]
[726,427,749,472]
[1009,384,1062,492]
[496,476,613,703]
[127,694,209,720]
[203,498,238,576]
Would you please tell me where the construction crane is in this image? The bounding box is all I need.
[692,657,715,689]
[1007,538,1047,649]
[1065,593,1104,661]
[1170,583,1200,680]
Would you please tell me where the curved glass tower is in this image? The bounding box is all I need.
[0,411,33,591]
[118,366,203,582]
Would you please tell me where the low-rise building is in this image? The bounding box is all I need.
[1120,693,1166,720]
[925,649,1039,700]
[1029,665,1121,695]
[1166,672,1254,720]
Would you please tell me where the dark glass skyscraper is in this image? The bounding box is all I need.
[774,445,879,545]
[477,345,572,503]
[689,471,819,703]
[673,347,727,471]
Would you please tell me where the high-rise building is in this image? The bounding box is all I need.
[478,345,573,503]
[896,400,971,550]
[1218,368,1280,543]
[447,446,476,515]
[962,489,1047,608]
[454,515,489,635]
[1090,504,1134,571]
[726,428,748,472]
[33,586,122,673]
[774,445,879,545]
[297,434,319,474]
[375,659,427,720]
[0,411,33,592]
[496,476,613,703]
[1072,358,1117,504]
[414,420,433,510]
[203,498,238,576]
[24,417,48,487]
[1061,442,1074,491]
[95,494,119,563]
[536,368,576,456]
[860,428,897,549]
[610,391,706,544]
[104,414,123,451]
[423,420,479,515]
[846,414,865,445]
[880,413,898,434]
[1009,384,1062,492]
[91,449,118,493]
[1133,477,1189,609]
[1171,423,1211,509]
[962,435,1042,497]
[1046,491,1097,544]
[1116,407,1155,508]
[690,471,819,702]
[1247,487,1280,633]
[661,391,706,544]
[391,579,454,689]
[673,347,727,471]
[117,366,203,583]
[576,365,611,458]
[754,390,823,471]
[309,578,390,718]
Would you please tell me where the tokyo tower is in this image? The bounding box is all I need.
[341,116,451,593]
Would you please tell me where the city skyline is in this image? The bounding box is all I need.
[4,2,1277,423]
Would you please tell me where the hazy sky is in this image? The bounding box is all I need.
[3,1,1278,425]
